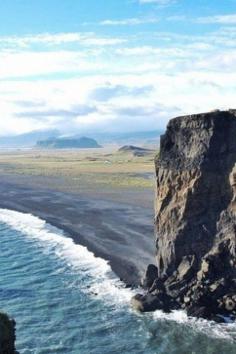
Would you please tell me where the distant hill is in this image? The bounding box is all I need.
[0,129,60,148]
[118,145,154,157]
[36,136,102,149]
[0,129,161,148]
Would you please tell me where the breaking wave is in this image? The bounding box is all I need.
[0,208,235,353]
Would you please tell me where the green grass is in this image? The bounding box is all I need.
[0,148,156,190]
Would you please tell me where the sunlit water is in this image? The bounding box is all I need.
[0,209,235,354]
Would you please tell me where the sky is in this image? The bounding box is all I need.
[0,0,235,136]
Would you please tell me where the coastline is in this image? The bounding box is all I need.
[0,174,155,286]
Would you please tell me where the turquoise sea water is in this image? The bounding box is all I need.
[0,209,235,354]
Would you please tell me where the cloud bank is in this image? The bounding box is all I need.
[0,13,235,136]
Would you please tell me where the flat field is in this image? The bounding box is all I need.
[0,147,156,195]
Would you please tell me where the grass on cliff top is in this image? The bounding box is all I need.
[0,147,156,190]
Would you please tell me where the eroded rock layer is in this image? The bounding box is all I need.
[132,110,236,321]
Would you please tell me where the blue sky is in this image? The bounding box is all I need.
[0,0,235,135]
[0,1,235,35]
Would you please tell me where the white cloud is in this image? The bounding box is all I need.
[0,68,235,136]
[0,32,126,48]
[99,18,159,26]
[82,38,126,45]
[197,14,236,25]
[0,24,235,136]
[0,51,106,79]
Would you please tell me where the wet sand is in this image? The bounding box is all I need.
[0,174,155,286]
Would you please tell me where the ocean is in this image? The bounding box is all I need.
[0,209,235,354]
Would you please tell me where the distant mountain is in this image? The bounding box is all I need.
[118,145,154,157]
[0,129,60,148]
[0,129,161,148]
[36,136,102,149]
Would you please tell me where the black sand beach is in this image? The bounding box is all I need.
[0,174,155,286]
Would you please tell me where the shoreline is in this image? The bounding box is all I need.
[0,175,155,286]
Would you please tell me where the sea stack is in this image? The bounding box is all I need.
[132,110,236,322]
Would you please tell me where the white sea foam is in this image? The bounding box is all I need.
[0,208,235,342]
[152,306,236,342]
[0,208,135,307]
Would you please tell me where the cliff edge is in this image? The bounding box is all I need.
[0,312,18,354]
[132,110,236,322]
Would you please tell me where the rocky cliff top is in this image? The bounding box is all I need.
[158,110,236,170]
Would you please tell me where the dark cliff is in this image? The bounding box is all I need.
[132,110,236,321]
[155,110,236,276]
[0,312,18,354]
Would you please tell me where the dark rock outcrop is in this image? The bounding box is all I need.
[132,110,236,322]
[141,264,158,289]
[118,145,154,157]
[0,312,18,354]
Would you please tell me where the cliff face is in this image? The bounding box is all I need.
[0,312,17,354]
[155,110,236,276]
[132,110,236,321]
